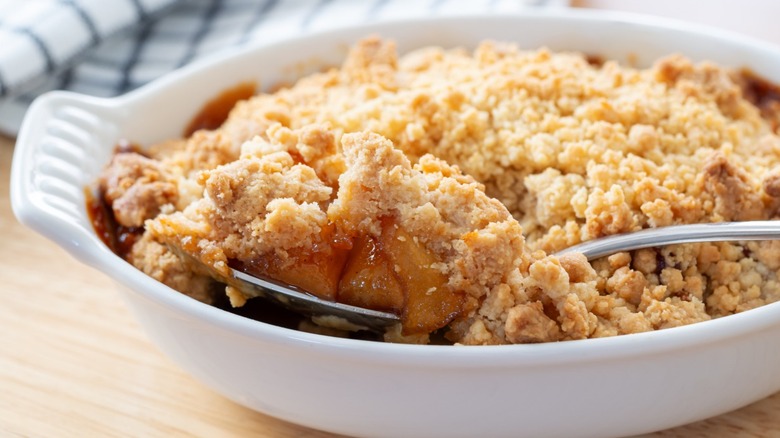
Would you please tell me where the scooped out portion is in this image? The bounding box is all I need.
[145,127,525,341]
[93,37,780,344]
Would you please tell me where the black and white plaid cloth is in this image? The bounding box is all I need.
[0,0,568,136]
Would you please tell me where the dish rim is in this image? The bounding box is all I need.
[13,7,780,365]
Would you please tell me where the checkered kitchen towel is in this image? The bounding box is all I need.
[0,0,568,136]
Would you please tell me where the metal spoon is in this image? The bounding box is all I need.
[179,220,780,331]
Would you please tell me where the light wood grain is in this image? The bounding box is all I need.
[3,135,780,437]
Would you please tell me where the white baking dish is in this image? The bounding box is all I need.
[11,9,780,438]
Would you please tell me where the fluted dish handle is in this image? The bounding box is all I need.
[11,91,119,267]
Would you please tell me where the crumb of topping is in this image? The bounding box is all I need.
[100,153,178,227]
[701,152,765,221]
[128,232,215,304]
[225,285,247,307]
[505,302,560,344]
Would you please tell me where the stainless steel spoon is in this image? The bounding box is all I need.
[190,220,780,331]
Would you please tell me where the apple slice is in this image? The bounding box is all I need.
[379,222,464,334]
[244,226,351,301]
[338,235,405,312]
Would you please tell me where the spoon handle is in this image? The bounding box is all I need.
[555,221,780,261]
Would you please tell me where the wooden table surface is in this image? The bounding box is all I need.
[3,132,780,438]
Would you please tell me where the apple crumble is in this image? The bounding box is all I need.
[91,37,780,344]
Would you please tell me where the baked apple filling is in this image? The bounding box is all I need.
[338,221,464,333]
[235,219,463,334]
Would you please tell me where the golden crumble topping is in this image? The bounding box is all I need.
[95,37,780,344]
